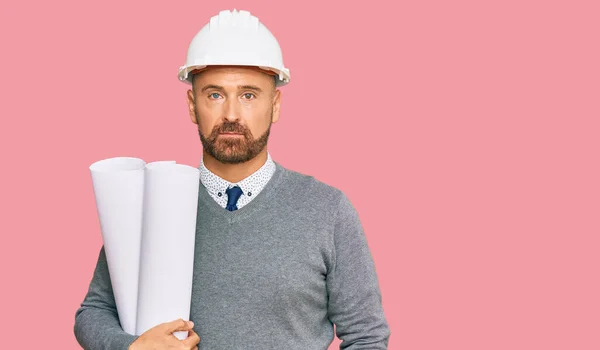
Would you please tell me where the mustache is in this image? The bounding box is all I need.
[219,122,247,133]
[209,121,251,137]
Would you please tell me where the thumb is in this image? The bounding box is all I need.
[162,318,194,334]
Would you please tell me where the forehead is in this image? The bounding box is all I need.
[192,66,275,87]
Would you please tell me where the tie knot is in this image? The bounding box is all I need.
[225,186,243,211]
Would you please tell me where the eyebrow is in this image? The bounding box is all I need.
[200,84,263,93]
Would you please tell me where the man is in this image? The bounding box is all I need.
[74,9,390,350]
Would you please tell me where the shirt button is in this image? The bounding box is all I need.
[248,192,252,196]
[218,192,222,197]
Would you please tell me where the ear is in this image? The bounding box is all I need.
[271,89,282,124]
[187,89,198,125]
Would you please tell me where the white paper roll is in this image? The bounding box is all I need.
[136,162,200,339]
[89,156,147,335]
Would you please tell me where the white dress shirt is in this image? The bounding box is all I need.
[198,151,276,210]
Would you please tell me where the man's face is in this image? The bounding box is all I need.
[187,66,281,164]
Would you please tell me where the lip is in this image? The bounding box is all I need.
[219,133,244,136]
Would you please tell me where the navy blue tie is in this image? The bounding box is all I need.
[225,186,243,211]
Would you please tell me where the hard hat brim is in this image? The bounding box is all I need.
[179,63,290,87]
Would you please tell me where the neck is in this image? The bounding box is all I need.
[202,149,268,183]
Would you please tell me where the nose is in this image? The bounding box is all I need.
[222,96,241,123]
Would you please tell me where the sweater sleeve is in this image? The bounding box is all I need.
[326,193,391,349]
[74,246,139,350]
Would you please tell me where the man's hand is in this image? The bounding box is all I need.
[129,318,200,350]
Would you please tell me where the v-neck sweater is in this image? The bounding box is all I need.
[74,161,391,349]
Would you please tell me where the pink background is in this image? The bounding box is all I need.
[1,0,599,349]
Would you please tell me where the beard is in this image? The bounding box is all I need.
[197,109,273,164]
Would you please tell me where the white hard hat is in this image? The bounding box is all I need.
[178,9,291,87]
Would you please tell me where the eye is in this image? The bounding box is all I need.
[242,93,255,100]
[209,92,221,99]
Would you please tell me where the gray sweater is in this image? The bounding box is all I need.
[74,162,391,349]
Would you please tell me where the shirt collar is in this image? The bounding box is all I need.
[199,152,275,197]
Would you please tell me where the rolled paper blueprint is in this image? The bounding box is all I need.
[136,162,200,340]
[146,160,176,168]
[89,157,147,335]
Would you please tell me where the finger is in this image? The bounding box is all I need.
[161,318,194,333]
[182,329,200,347]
